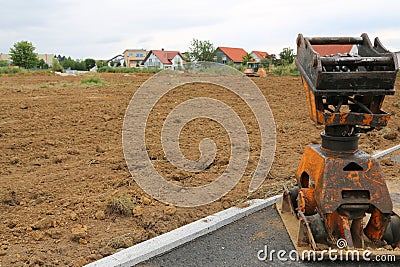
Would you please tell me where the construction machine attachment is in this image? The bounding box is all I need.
[277,33,400,259]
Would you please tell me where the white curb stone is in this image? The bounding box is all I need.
[85,195,280,267]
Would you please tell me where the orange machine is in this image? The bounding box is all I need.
[278,34,400,256]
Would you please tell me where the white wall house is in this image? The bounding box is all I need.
[143,52,162,68]
[250,51,269,63]
[142,50,184,69]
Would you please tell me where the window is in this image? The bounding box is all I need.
[129,53,133,57]
[136,53,143,57]
[222,56,227,64]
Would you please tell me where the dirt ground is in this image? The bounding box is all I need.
[0,72,399,266]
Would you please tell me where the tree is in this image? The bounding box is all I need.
[96,60,107,68]
[52,58,64,72]
[9,40,39,69]
[84,58,96,71]
[279,47,295,65]
[183,52,191,62]
[242,53,253,65]
[37,59,48,69]
[188,39,216,62]
[61,56,76,70]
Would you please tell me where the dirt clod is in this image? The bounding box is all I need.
[0,248,7,256]
[383,132,398,140]
[133,206,144,216]
[71,225,88,242]
[95,210,106,220]
[69,211,79,221]
[31,230,45,241]
[164,205,177,216]
[31,218,52,230]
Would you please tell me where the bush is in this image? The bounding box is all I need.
[234,65,245,72]
[271,63,300,76]
[80,77,106,86]
[0,67,25,75]
[0,60,9,67]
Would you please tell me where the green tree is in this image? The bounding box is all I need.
[188,39,216,62]
[260,57,272,68]
[242,53,253,65]
[183,52,191,62]
[52,58,64,72]
[10,40,39,69]
[61,57,76,70]
[37,59,49,69]
[96,60,107,68]
[84,58,96,70]
[279,47,295,65]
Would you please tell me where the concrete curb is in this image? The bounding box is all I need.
[373,144,400,159]
[85,195,281,267]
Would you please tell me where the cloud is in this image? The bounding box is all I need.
[1,0,400,58]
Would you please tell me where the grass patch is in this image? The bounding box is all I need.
[106,194,135,216]
[80,77,106,86]
[106,233,133,249]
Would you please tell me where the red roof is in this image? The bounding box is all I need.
[218,47,247,62]
[312,44,354,56]
[251,51,269,60]
[151,50,183,65]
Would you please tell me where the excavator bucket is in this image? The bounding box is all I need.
[277,33,400,260]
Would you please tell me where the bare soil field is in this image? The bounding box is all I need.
[0,72,399,266]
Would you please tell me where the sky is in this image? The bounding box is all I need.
[1,0,400,60]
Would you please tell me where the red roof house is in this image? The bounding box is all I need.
[216,47,248,65]
[250,51,269,62]
[142,49,185,69]
[311,44,355,56]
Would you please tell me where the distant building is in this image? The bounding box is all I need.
[142,49,184,69]
[0,53,54,66]
[250,51,269,62]
[123,49,147,67]
[107,54,124,67]
[215,47,247,65]
[311,44,357,56]
[0,53,11,64]
[38,54,54,67]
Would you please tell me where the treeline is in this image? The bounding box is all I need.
[55,55,97,71]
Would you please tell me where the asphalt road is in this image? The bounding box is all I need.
[138,206,398,267]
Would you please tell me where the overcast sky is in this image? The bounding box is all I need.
[1,0,400,60]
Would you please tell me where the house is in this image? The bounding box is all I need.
[107,54,124,67]
[142,49,184,69]
[250,51,269,62]
[215,47,247,65]
[0,53,11,64]
[123,49,147,67]
[311,44,357,56]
